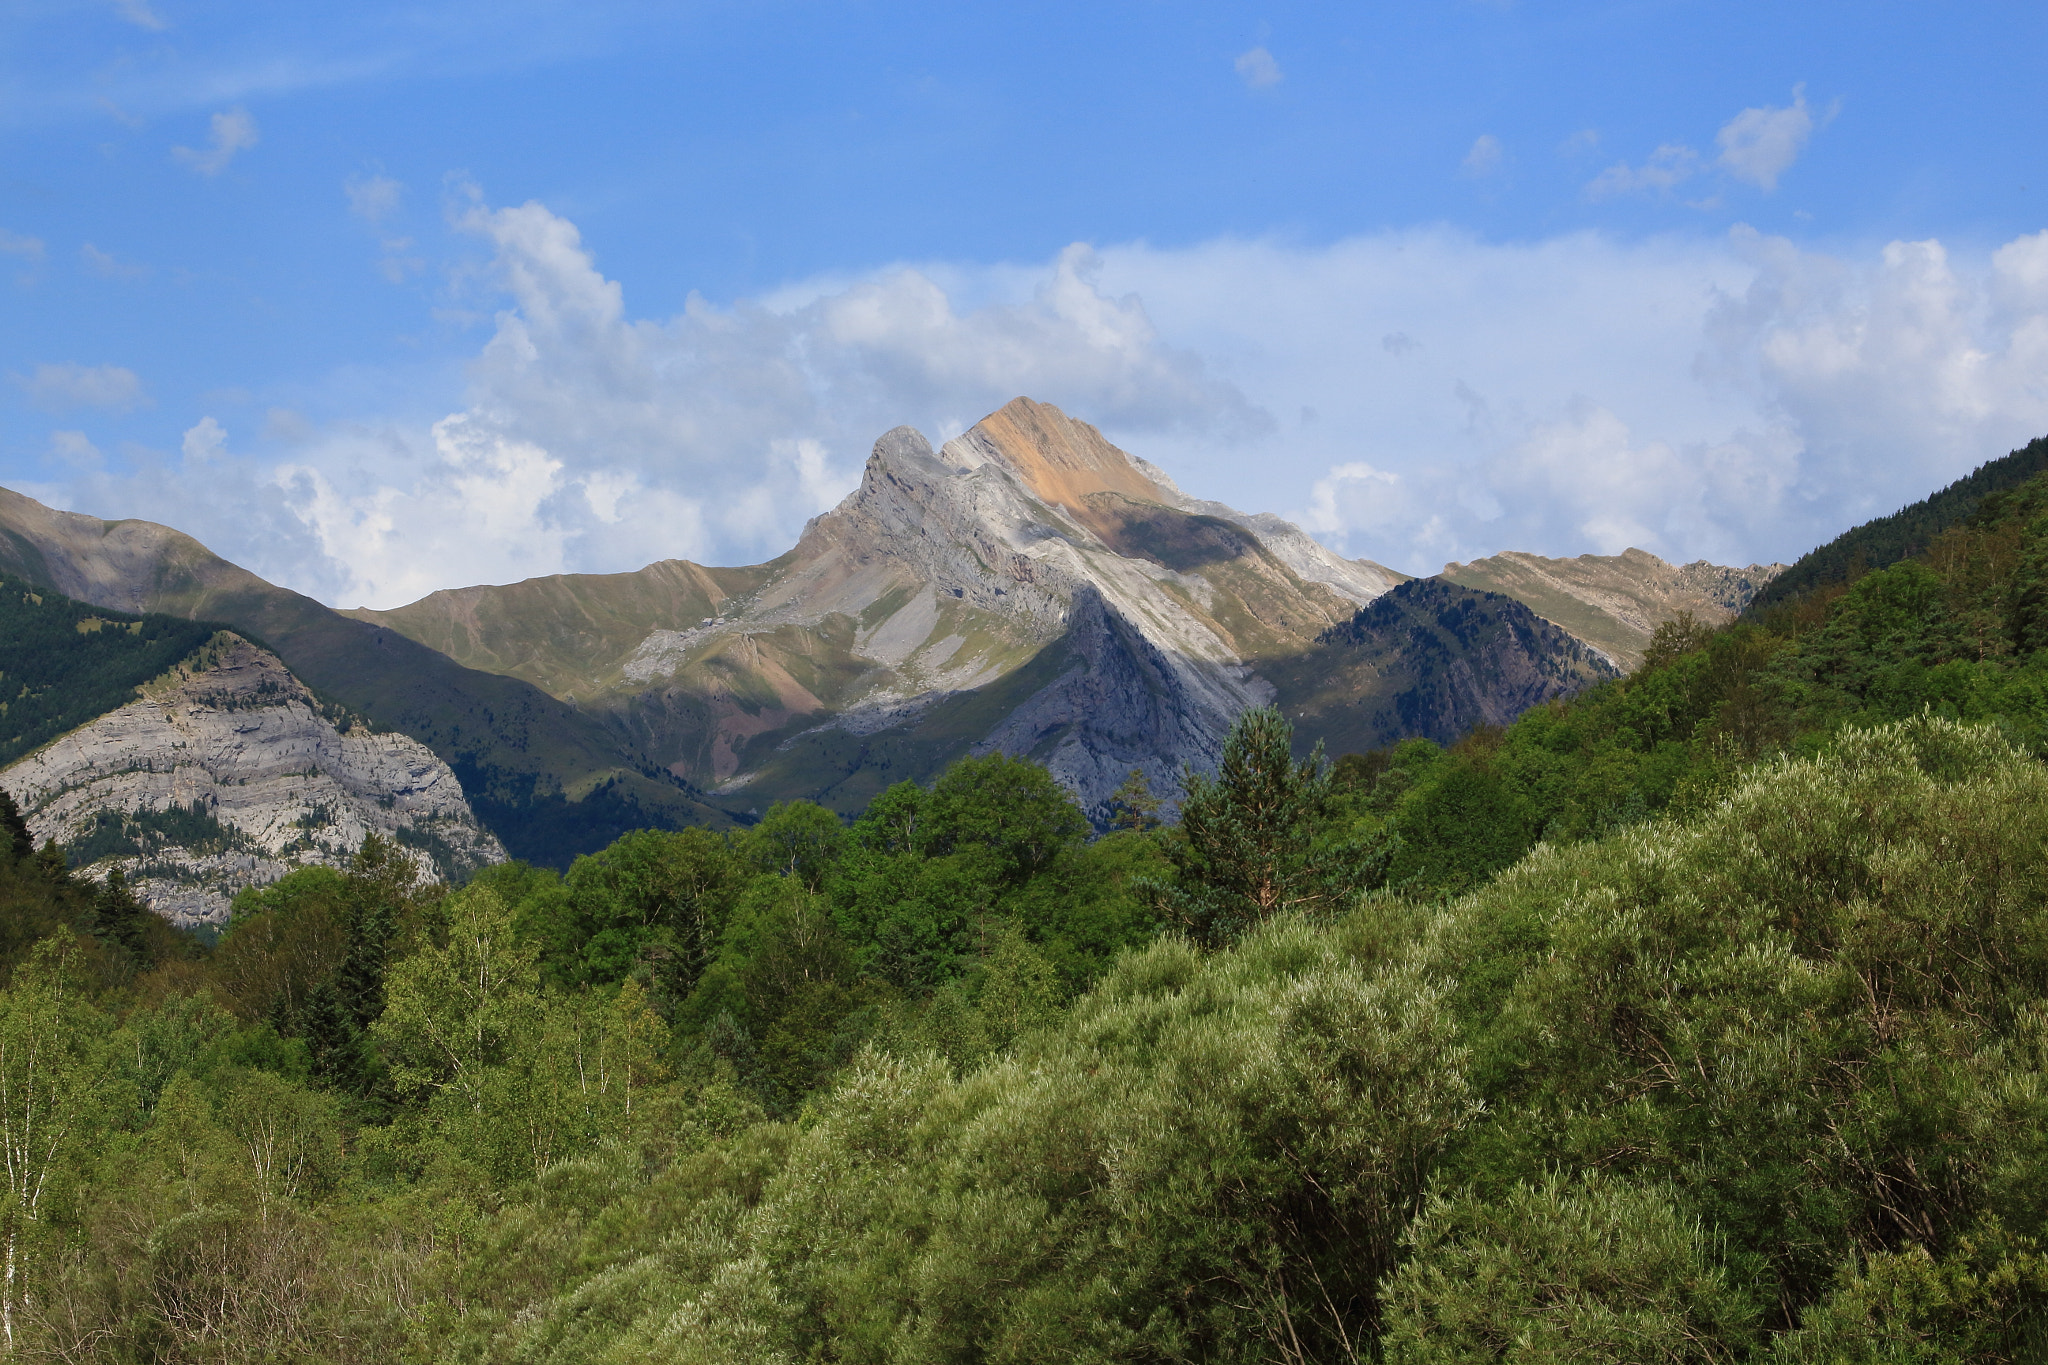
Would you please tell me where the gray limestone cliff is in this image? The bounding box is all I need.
[1,633,504,926]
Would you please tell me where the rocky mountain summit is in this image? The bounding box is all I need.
[2,632,503,925]
[358,399,1412,819]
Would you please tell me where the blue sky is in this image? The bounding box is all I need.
[4,1,2047,606]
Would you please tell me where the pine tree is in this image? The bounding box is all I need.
[1105,768,1163,832]
[92,866,152,966]
[0,790,31,866]
[1160,707,1335,946]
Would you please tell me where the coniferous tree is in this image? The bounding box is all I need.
[1160,706,1337,946]
[300,979,365,1093]
[92,867,151,966]
[0,790,31,866]
[1104,768,1163,832]
[32,840,69,886]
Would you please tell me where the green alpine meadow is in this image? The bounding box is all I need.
[4,441,2048,1360]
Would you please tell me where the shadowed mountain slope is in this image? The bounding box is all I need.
[1268,576,1619,754]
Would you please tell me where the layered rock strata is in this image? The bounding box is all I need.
[1,633,504,925]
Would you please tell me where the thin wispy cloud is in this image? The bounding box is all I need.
[12,363,149,413]
[1462,135,1504,178]
[1234,47,1282,90]
[345,173,403,224]
[0,230,45,285]
[0,231,46,260]
[1585,143,1700,199]
[113,0,168,31]
[80,244,147,280]
[172,107,258,175]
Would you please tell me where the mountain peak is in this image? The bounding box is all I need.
[943,397,1164,517]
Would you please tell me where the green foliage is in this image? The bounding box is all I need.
[91,865,152,966]
[0,570,220,768]
[1161,705,1370,944]
[65,800,251,868]
[733,799,844,888]
[28,433,2048,1363]
[920,752,1089,881]
[1383,1171,1761,1363]
[544,827,742,993]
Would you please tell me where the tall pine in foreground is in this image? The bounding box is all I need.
[1160,706,1338,945]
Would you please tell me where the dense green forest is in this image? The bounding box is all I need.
[12,458,2048,1360]
[0,572,221,768]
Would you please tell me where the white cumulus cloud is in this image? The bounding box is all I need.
[223,194,1264,606]
[182,416,226,463]
[1716,85,1817,190]
[36,208,2048,610]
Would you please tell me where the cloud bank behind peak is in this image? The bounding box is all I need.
[29,200,2048,611]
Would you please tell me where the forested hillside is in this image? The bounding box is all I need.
[9,459,2048,1359]
[0,571,219,768]
[1747,432,2048,613]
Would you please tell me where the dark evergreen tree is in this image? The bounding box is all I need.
[0,789,32,866]
[33,838,70,886]
[332,833,414,1029]
[1159,706,1339,946]
[300,979,367,1093]
[92,867,152,966]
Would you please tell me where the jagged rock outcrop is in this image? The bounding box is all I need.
[1441,547,1786,671]
[1,633,504,925]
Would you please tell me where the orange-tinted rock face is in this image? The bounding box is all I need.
[964,397,1165,516]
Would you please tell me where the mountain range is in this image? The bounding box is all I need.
[0,396,1780,919]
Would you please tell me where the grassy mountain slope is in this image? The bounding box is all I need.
[0,571,220,768]
[0,488,734,865]
[1442,545,1784,670]
[1747,433,2048,614]
[342,556,782,701]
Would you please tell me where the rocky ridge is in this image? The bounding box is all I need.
[1,632,504,925]
[1441,546,1787,671]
